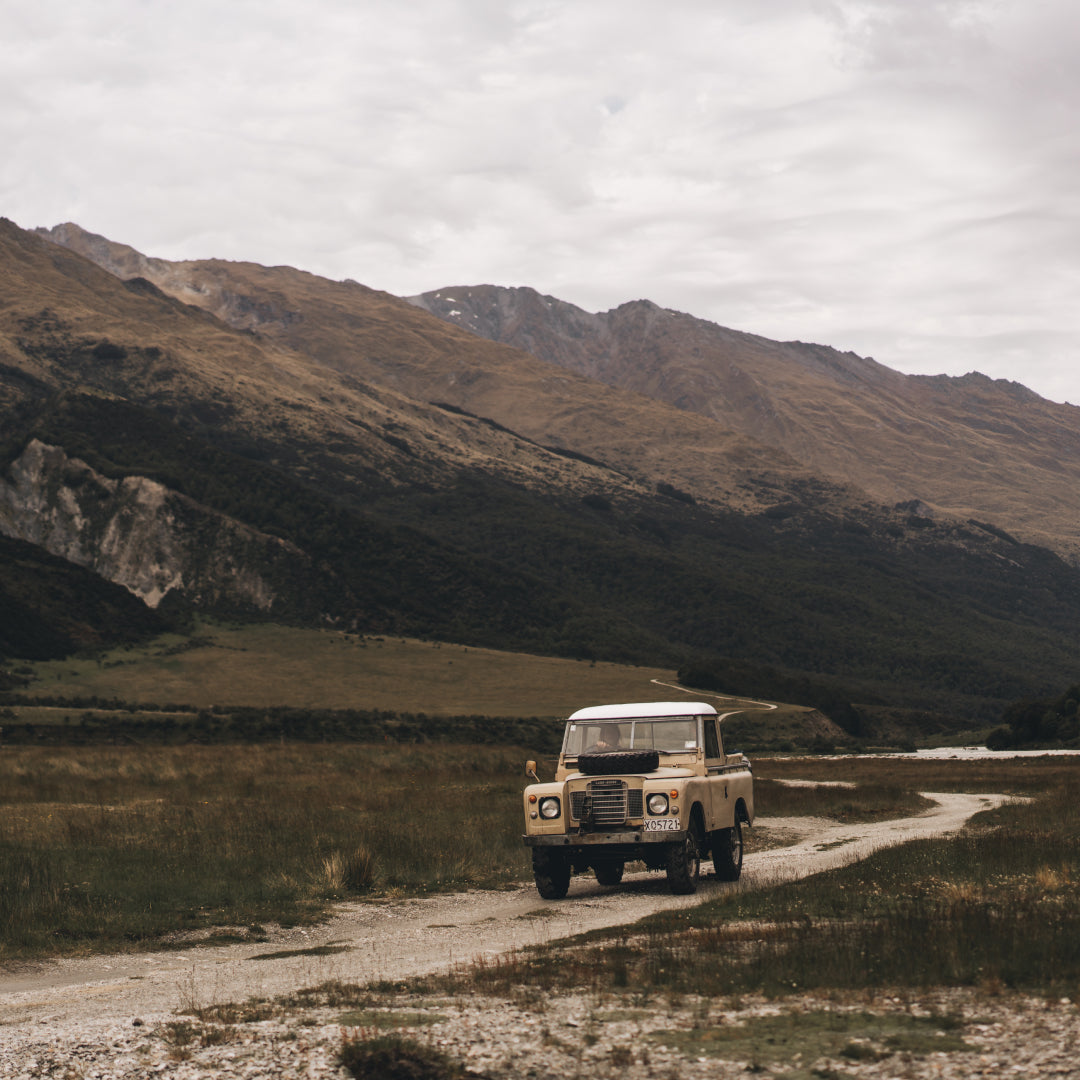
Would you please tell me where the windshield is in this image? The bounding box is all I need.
[563,716,701,756]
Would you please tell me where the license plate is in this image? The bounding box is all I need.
[644,818,680,832]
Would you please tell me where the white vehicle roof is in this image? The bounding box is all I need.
[567,701,717,721]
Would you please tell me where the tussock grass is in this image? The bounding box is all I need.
[754,753,1068,795]
[339,1032,477,1080]
[0,743,531,959]
[753,777,933,821]
[422,758,1080,998]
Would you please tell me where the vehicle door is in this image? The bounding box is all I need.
[702,714,729,830]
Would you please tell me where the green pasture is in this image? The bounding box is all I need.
[7,620,823,750]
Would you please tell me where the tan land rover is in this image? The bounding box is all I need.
[523,701,754,898]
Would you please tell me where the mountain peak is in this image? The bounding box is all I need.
[35,222,169,281]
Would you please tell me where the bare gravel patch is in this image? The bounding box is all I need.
[5,986,1078,1079]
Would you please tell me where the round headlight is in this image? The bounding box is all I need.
[647,792,669,815]
[539,797,561,819]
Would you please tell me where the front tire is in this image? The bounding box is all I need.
[532,849,571,900]
[593,860,624,887]
[712,818,743,881]
[666,831,701,894]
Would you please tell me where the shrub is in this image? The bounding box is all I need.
[91,341,127,361]
[319,847,376,894]
[339,1033,476,1080]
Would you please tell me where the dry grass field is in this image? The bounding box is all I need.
[0,742,531,959]
[20,621,682,715]
[0,743,939,962]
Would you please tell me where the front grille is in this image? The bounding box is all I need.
[570,780,643,825]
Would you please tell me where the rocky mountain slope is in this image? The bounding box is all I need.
[0,438,300,610]
[6,218,1080,725]
[0,220,636,633]
[409,284,1080,560]
[41,223,1080,559]
[0,529,173,660]
[32,222,834,517]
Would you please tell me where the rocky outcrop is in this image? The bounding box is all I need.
[0,439,302,610]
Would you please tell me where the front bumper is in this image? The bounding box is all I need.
[523,829,685,846]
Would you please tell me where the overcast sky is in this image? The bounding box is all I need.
[3,0,1078,403]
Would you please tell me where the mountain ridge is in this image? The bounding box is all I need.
[409,283,1080,559]
[29,222,850,518]
[3,220,646,508]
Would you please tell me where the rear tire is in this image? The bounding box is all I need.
[666,830,701,894]
[532,849,571,900]
[711,818,743,881]
[593,860,625,887]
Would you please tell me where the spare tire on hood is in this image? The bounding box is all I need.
[577,749,660,775]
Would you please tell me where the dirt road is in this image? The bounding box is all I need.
[0,790,1007,1034]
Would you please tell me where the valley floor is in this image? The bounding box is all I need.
[4,792,1064,1078]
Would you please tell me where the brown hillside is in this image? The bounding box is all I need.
[409,284,1080,558]
[33,222,853,517]
[0,220,635,503]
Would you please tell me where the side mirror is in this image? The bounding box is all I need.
[525,759,539,782]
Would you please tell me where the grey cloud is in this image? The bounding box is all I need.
[2,0,1078,402]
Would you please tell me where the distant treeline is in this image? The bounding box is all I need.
[0,700,566,752]
[677,659,874,735]
[987,683,1080,750]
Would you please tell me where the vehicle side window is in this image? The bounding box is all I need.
[704,717,720,760]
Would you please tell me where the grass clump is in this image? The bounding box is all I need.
[339,1033,478,1080]
[649,1010,974,1066]
[160,1018,240,1060]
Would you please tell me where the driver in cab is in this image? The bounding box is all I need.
[592,723,623,751]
